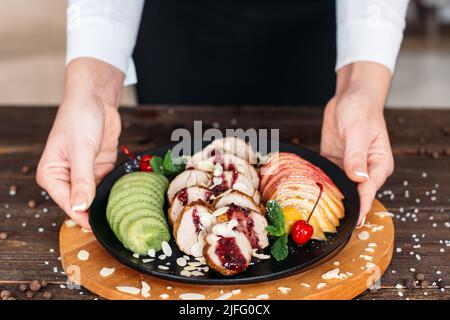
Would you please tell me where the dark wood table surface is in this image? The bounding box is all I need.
[0,106,449,300]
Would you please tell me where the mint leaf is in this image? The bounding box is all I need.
[266,225,285,237]
[271,234,289,261]
[162,150,186,178]
[150,156,163,175]
[265,200,285,236]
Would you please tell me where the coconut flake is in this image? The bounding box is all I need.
[358,231,370,240]
[116,286,140,295]
[77,250,89,261]
[161,241,172,257]
[179,293,206,300]
[100,267,115,277]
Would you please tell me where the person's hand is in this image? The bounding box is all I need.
[36,58,124,228]
[320,62,394,227]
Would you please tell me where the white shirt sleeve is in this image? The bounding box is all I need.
[336,0,409,73]
[66,0,144,85]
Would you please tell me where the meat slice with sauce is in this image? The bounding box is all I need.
[210,170,260,204]
[173,203,216,257]
[167,169,211,204]
[217,204,269,250]
[204,228,253,276]
[168,186,213,224]
[214,190,260,213]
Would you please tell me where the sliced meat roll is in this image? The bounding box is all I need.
[168,186,213,224]
[167,169,211,204]
[214,190,260,213]
[189,137,257,165]
[204,230,253,276]
[173,203,216,257]
[187,153,259,189]
[218,204,269,249]
[210,170,260,204]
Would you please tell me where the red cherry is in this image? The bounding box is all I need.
[292,220,314,245]
[290,182,323,245]
[139,155,153,172]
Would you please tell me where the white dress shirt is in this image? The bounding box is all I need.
[66,0,409,86]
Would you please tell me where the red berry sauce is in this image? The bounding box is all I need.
[216,236,248,273]
[192,207,201,234]
[176,188,189,206]
[226,205,260,249]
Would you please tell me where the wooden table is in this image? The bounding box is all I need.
[0,106,448,300]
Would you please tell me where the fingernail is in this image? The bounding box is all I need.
[354,170,369,180]
[72,201,87,212]
[356,215,366,228]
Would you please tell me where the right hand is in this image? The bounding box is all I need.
[36,58,123,228]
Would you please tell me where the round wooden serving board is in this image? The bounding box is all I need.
[60,200,393,300]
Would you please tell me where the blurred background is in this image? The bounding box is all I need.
[0,0,449,108]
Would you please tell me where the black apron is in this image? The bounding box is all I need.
[133,0,336,106]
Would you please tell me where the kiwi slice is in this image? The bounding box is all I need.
[107,187,164,209]
[111,173,168,192]
[108,199,164,230]
[107,198,163,227]
[124,217,170,255]
[117,208,167,242]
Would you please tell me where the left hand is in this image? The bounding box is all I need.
[320,62,394,227]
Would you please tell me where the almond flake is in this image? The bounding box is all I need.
[256,294,269,300]
[160,293,170,299]
[77,250,89,261]
[368,243,377,247]
[99,267,115,277]
[141,281,151,298]
[252,249,271,260]
[365,247,375,253]
[180,270,192,277]
[360,254,373,261]
[132,253,139,258]
[158,265,169,270]
[147,248,156,257]
[300,283,311,288]
[358,231,370,240]
[142,258,154,263]
[116,286,140,295]
[321,268,340,280]
[277,287,291,294]
[232,289,241,295]
[161,241,172,257]
[212,207,229,217]
[316,283,327,289]
[179,293,206,300]
[176,257,187,267]
[215,292,233,300]
[375,211,394,218]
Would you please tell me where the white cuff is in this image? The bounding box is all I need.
[336,19,404,73]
